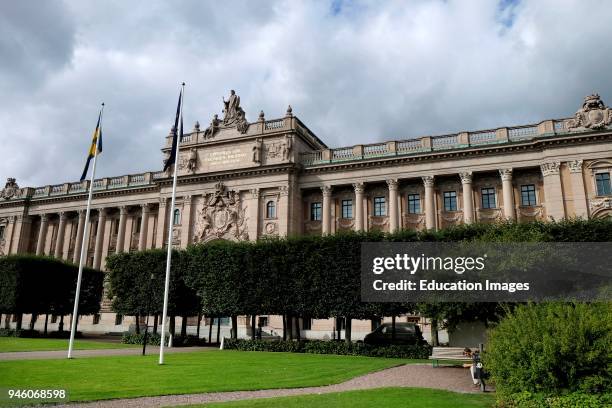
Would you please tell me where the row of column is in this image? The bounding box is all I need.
[319,168,520,234]
[34,203,153,270]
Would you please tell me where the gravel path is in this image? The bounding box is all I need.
[51,364,491,408]
[0,346,214,361]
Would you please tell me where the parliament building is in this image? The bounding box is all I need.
[1,91,612,341]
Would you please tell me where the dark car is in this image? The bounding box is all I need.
[363,322,425,345]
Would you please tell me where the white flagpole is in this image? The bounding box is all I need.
[68,103,104,359]
[159,83,185,365]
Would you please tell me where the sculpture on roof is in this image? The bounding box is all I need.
[222,90,249,134]
[566,93,612,131]
[0,178,19,200]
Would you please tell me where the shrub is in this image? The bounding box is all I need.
[120,332,206,347]
[222,339,432,359]
[498,391,612,408]
[485,302,612,399]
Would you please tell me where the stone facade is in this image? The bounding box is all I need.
[1,93,612,339]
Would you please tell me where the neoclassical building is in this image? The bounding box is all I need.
[1,92,612,340]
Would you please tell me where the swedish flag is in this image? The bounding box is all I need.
[80,108,103,181]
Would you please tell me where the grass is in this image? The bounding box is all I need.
[197,387,495,407]
[0,351,409,403]
[0,337,137,352]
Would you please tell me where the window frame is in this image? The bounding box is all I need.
[595,172,611,196]
[407,193,421,214]
[520,184,537,206]
[310,202,322,221]
[341,199,353,219]
[265,200,277,219]
[443,191,458,212]
[373,196,386,217]
[480,187,497,209]
[173,209,181,225]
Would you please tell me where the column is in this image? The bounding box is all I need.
[321,186,332,235]
[72,210,86,264]
[92,209,107,270]
[540,162,565,219]
[278,186,289,236]
[115,206,128,254]
[53,212,67,258]
[459,172,474,224]
[387,179,399,232]
[422,176,436,230]
[499,168,516,220]
[138,204,150,251]
[3,216,16,255]
[248,189,260,241]
[353,182,365,231]
[156,198,167,248]
[62,220,73,260]
[567,160,588,218]
[179,197,192,248]
[35,214,48,255]
[8,215,21,254]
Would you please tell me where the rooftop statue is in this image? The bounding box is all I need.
[222,90,249,133]
[566,93,612,130]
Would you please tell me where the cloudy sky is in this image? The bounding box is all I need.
[1,0,612,187]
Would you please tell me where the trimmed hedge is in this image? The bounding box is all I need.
[222,339,432,359]
[121,332,206,347]
[0,328,82,338]
[498,391,612,408]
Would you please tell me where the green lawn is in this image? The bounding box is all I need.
[198,387,495,408]
[0,337,137,352]
[0,351,408,403]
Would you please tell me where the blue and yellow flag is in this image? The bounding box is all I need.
[80,109,103,181]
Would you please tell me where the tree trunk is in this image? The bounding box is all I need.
[431,318,439,346]
[4,314,9,329]
[391,315,396,344]
[58,315,64,332]
[345,316,352,344]
[216,317,221,343]
[169,316,176,336]
[251,315,256,340]
[336,317,342,341]
[196,313,202,338]
[16,314,22,331]
[135,315,140,334]
[44,314,49,335]
[295,317,301,341]
[282,315,287,341]
[29,314,37,330]
[74,314,79,334]
[208,317,213,343]
[231,315,238,339]
[181,315,187,337]
[288,314,294,340]
[153,315,158,334]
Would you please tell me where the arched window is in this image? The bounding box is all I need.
[266,201,276,219]
[173,209,181,225]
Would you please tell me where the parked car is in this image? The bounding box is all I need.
[363,322,425,345]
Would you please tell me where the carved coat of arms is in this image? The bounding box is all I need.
[566,94,612,130]
[0,178,19,200]
[193,181,248,242]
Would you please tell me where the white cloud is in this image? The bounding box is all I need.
[1,0,612,187]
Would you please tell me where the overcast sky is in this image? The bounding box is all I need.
[1,0,612,187]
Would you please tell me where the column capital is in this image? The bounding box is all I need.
[540,162,561,177]
[567,159,583,174]
[353,182,365,194]
[77,209,86,217]
[8,215,16,224]
[97,208,108,217]
[183,195,193,202]
[159,197,168,207]
[321,185,333,197]
[58,212,67,221]
[141,203,151,212]
[422,176,435,188]
[118,206,128,215]
[499,168,513,181]
[386,179,399,190]
[250,188,260,199]
[40,213,49,222]
[459,171,473,184]
[279,185,289,196]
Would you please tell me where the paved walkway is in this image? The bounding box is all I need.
[0,346,214,361]
[52,364,492,408]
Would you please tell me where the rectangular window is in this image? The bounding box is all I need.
[443,191,457,211]
[481,188,496,209]
[213,317,230,326]
[521,185,537,206]
[258,316,268,327]
[341,199,353,219]
[310,202,322,221]
[302,318,312,331]
[51,315,58,324]
[373,196,386,216]
[115,314,123,325]
[596,173,611,196]
[407,194,421,214]
[135,217,141,233]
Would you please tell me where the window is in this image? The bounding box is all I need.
[213,317,230,326]
[443,191,457,211]
[407,194,421,214]
[373,196,386,216]
[51,315,57,324]
[111,219,119,235]
[258,316,268,327]
[93,314,101,325]
[266,201,276,219]
[173,209,181,225]
[481,188,496,209]
[0,225,5,240]
[135,217,142,233]
[595,172,611,196]
[521,184,537,206]
[310,202,322,221]
[341,199,353,219]
[302,317,312,331]
[115,314,123,325]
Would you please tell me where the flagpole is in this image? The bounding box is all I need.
[159,83,185,365]
[68,103,104,359]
